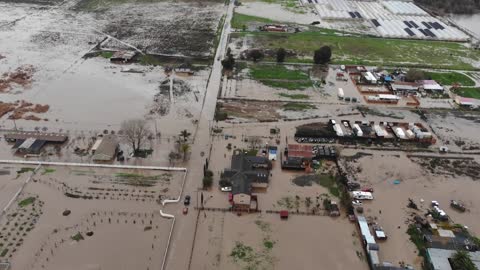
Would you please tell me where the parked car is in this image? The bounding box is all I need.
[352,200,363,206]
[431,200,439,207]
[221,186,232,192]
[184,195,191,206]
[361,187,374,193]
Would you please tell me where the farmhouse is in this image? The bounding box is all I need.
[221,150,271,210]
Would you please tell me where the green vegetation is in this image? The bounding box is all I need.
[407,225,426,256]
[282,102,316,111]
[315,174,340,197]
[278,93,309,99]
[258,0,306,13]
[450,250,477,270]
[255,220,271,232]
[114,173,170,187]
[426,71,475,86]
[249,64,312,90]
[263,239,275,249]
[230,242,255,262]
[16,167,35,177]
[0,248,8,257]
[260,80,312,90]
[203,170,214,189]
[138,55,162,66]
[231,12,273,30]
[453,87,480,99]
[71,232,84,241]
[234,32,480,70]
[18,197,35,207]
[41,168,56,175]
[100,51,113,59]
[250,65,308,80]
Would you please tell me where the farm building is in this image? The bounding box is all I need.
[92,135,118,162]
[110,51,136,62]
[390,82,420,95]
[5,131,68,155]
[221,150,271,190]
[426,248,480,270]
[418,80,444,92]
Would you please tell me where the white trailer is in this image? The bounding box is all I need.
[338,88,345,99]
[352,191,374,200]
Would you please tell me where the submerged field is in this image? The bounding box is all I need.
[231,31,480,70]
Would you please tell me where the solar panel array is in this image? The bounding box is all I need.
[303,0,469,41]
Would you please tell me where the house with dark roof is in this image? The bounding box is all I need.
[221,150,271,210]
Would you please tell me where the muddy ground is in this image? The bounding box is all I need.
[0,165,183,270]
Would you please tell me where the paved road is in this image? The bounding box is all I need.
[161,1,234,270]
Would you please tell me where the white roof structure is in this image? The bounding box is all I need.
[363,72,377,82]
[312,0,469,41]
[424,84,444,91]
[18,138,37,149]
[427,248,480,270]
[358,216,376,245]
[437,229,455,238]
[378,94,400,100]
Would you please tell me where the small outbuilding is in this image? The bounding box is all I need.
[110,51,136,63]
[92,135,118,162]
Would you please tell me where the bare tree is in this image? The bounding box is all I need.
[179,129,191,142]
[120,119,152,153]
[248,136,262,150]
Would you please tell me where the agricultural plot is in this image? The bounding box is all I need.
[0,166,183,270]
[230,31,480,70]
[0,0,221,133]
[425,71,476,86]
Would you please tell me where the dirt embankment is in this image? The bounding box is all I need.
[0,65,35,92]
[0,100,49,121]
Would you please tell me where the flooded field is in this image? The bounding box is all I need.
[339,151,480,268]
[0,0,223,134]
[0,165,183,270]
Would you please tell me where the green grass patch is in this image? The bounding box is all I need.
[250,64,309,80]
[407,225,426,256]
[278,93,309,99]
[282,102,316,111]
[263,239,275,249]
[315,174,340,197]
[100,51,113,59]
[41,168,56,175]
[234,32,480,70]
[426,71,475,86]
[16,167,34,176]
[231,12,273,30]
[71,232,84,241]
[138,55,162,66]
[0,248,8,257]
[18,197,35,207]
[452,87,480,99]
[260,80,312,90]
